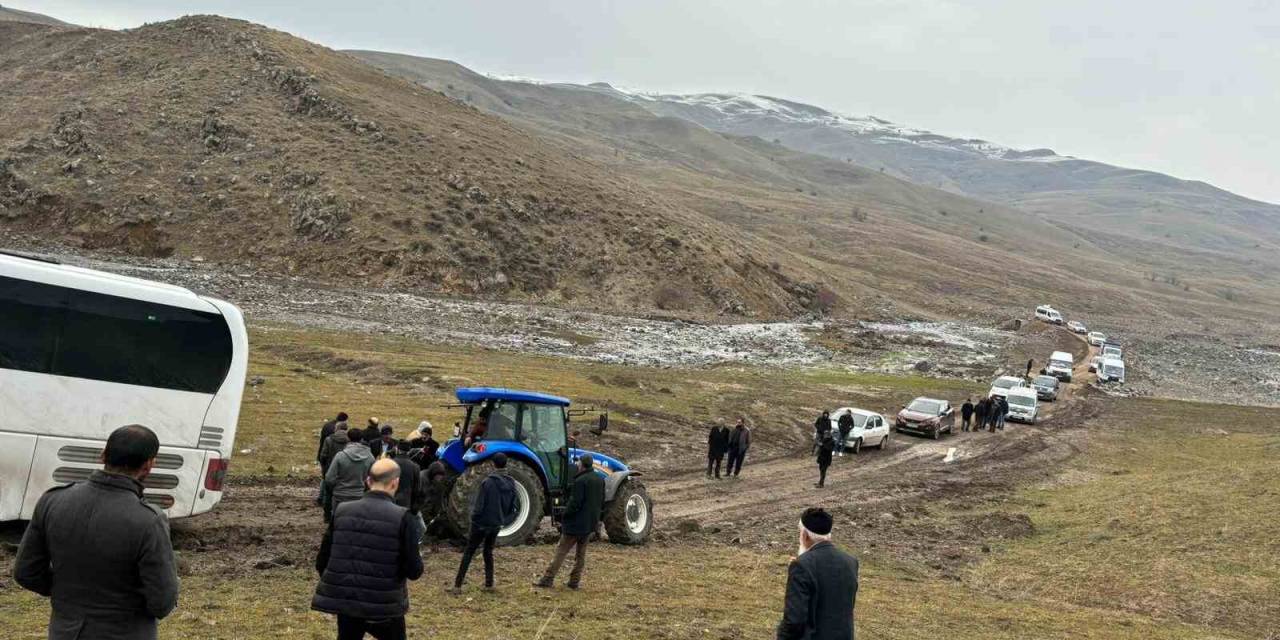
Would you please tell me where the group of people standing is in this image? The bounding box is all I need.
[706,418,753,479]
[960,396,1007,433]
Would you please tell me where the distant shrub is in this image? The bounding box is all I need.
[810,286,838,315]
[978,234,989,243]
[653,285,688,310]
[850,207,867,222]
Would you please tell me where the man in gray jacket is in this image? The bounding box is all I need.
[14,424,180,640]
[321,427,375,521]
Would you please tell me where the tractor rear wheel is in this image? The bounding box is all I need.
[603,478,653,545]
[444,459,545,547]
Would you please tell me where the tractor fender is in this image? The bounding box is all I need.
[604,470,642,503]
[462,440,549,488]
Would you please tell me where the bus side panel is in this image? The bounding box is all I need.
[20,436,206,520]
[0,368,214,448]
[200,298,248,460]
[0,432,38,520]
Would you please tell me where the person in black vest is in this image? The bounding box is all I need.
[450,453,518,593]
[960,398,975,432]
[317,411,349,469]
[534,454,605,589]
[14,424,179,640]
[776,507,859,640]
[313,458,423,640]
[815,434,835,488]
[706,421,731,479]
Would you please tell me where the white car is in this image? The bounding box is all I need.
[1005,388,1039,424]
[1066,320,1087,334]
[1087,331,1107,346]
[988,375,1026,399]
[1035,305,1064,324]
[1102,345,1123,360]
[1098,358,1126,383]
[1044,351,1074,382]
[828,407,891,453]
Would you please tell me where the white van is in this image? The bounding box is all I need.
[1098,358,1126,384]
[0,252,248,521]
[1044,350,1074,382]
[1005,388,1039,424]
[1035,305,1063,324]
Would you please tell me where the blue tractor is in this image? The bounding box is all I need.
[438,387,654,546]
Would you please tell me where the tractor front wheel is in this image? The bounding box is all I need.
[603,479,653,545]
[444,459,545,547]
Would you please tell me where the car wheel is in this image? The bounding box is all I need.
[930,428,940,440]
[878,434,889,449]
[851,438,862,454]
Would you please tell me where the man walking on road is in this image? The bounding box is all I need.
[535,454,605,590]
[313,458,424,640]
[960,398,974,432]
[451,453,517,593]
[322,427,375,521]
[15,424,179,640]
[815,434,835,488]
[707,421,731,479]
[726,419,752,477]
[776,507,859,640]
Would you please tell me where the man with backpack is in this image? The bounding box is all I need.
[450,453,517,593]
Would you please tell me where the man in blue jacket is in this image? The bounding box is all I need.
[777,507,859,640]
[534,454,605,589]
[451,453,517,593]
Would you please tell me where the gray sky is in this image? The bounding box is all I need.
[28,0,1280,204]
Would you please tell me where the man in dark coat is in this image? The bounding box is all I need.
[1026,358,1035,378]
[813,411,832,455]
[836,411,854,456]
[317,411,349,469]
[534,454,605,589]
[815,434,835,488]
[313,458,423,640]
[975,397,990,432]
[363,417,382,456]
[419,461,450,529]
[390,441,426,541]
[995,396,1009,431]
[706,421,731,479]
[451,454,517,592]
[726,419,752,477]
[776,507,859,640]
[319,421,350,476]
[960,398,974,432]
[14,424,179,640]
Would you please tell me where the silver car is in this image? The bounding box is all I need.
[1031,375,1060,401]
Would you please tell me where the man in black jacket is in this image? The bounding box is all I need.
[317,411,349,469]
[451,453,517,593]
[960,398,974,432]
[534,454,604,589]
[815,434,835,488]
[726,419,752,477]
[390,441,426,541]
[313,458,423,640]
[777,507,859,640]
[836,411,854,456]
[15,424,179,640]
[364,418,383,457]
[813,411,832,455]
[707,421,731,479]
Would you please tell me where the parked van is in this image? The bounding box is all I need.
[1099,358,1126,383]
[1044,350,1074,382]
[1035,305,1063,324]
[1005,388,1039,424]
[1102,344,1123,360]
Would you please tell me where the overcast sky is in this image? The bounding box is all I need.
[27,0,1280,203]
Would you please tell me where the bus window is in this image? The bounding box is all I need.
[0,276,63,373]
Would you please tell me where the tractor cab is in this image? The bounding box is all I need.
[438,387,650,547]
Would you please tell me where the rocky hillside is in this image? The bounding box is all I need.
[0,17,828,316]
[0,5,70,27]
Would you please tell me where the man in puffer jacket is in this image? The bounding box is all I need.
[313,458,423,640]
[321,428,375,521]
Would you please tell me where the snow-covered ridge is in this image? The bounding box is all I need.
[609,88,1074,164]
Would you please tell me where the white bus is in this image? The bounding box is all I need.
[0,251,248,521]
